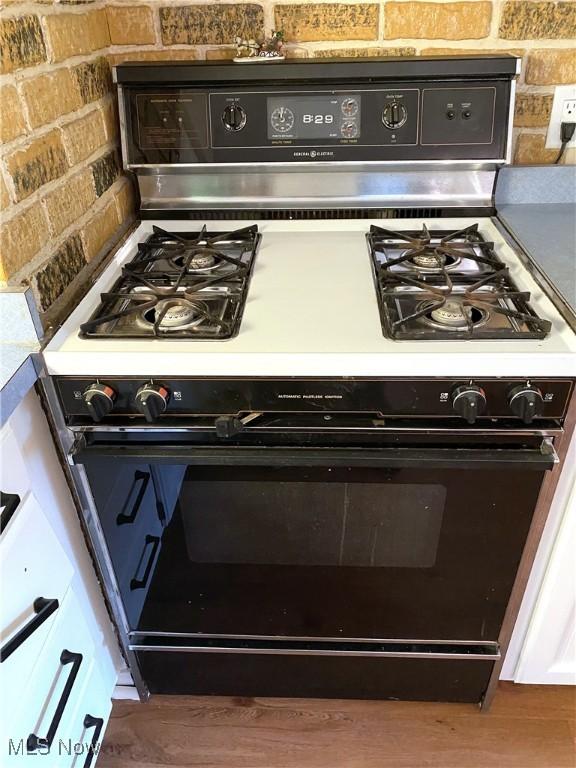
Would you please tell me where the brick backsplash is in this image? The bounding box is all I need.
[0,0,574,326]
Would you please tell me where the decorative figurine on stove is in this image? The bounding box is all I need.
[233,30,284,62]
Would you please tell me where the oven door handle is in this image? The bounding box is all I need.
[71,441,558,471]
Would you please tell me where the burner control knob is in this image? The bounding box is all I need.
[83,383,116,422]
[222,104,247,132]
[509,384,544,424]
[382,101,407,130]
[135,383,169,423]
[452,384,486,425]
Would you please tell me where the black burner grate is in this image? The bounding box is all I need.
[367,223,552,341]
[79,225,260,339]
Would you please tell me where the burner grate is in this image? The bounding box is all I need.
[79,225,260,339]
[367,224,552,341]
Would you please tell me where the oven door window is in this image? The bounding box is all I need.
[84,461,543,642]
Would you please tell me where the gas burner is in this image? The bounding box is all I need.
[418,298,489,331]
[408,248,461,272]
[79,225,260,339]
[141,300,207,330]
[368,224,552,341]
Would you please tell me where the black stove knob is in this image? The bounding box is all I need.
[135,383,169,423]
[509,384,543,424]
[222,104,247,132]
[452,384,486,425]
[382,101,407,129]
[83,383,116,422]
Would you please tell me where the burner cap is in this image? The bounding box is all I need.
[143,300,205,329]
[408,248,461,271]
[170,248,219,272]
[430,299,472,328]
[417,298,489,332]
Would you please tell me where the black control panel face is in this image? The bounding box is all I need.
[123,80,510,164]
[57,378,573,424]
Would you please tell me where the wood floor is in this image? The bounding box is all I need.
[99,683,575,768]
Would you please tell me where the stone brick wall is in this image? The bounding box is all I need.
[1,0,574,325]
[0,1,135,327]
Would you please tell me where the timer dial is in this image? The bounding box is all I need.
[341,98,359,117]
[270,106,295,134]
[341,121,359,139]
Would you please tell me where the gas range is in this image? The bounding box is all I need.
[40,57,576,708]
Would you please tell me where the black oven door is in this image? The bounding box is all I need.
[74,427,554,647]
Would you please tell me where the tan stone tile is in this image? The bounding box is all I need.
[100,100,119,142]
[499,1,576,40]
[72,57,112,104]
[21,68,82,128]
[206,47,236,61]
[0,85,27,143]
[384,2,492,40]
[81,199,120,261]
[0,202,47,280]
[0,173,11,211]
[114,178,136,221]
[6,130,68,201]
[514,132,558,164]
[160,4,264,45]
[420,47,524,57]
[44,9,110,63]
[275,3,379,42]
[107,5,156,46]
[514,93,553,128]
[313,47,416,58]
[61,109,107,165]
[525,49,576,85]
[43,169,96,237]
[0,15,46,74]
[33,233,87,312]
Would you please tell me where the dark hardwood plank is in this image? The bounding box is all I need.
[99,683,576,768]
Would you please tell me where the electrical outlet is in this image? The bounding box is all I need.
[546,85,576,148]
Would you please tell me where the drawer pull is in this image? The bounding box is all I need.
[116,470,150,526]
[130,535,161,590]
[0,597,59,663]
[27,649,83,753]
[82,714,104,768]
[0,491,21,534]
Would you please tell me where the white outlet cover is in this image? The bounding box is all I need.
[546,84,576,148]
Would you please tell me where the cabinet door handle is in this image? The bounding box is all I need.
[0,491,21,534]
[130,534,161,590]
[0,597,59,663]
[27,649,83,752]
[82,714,104,768]
[116,470,150,526]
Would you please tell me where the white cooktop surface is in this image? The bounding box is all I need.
[43,217,576,377]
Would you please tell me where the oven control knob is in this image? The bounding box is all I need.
[452,384,486,424]
[83,383,116,422]
[222,104,247,132]
[509,384,544,424]
[135,383,169,423]
[382,101,407,130]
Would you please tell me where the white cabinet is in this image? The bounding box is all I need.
[501,431,576,684]
[0,388,122,765]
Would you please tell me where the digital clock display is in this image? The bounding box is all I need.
[267,95,361,140]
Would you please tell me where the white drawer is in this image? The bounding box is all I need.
[0,494,74,694]
[1,590,96,765]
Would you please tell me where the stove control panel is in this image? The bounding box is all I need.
[122,79,511,165]
[58,378,573,424]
